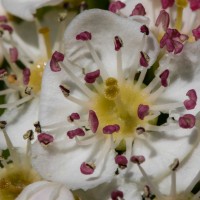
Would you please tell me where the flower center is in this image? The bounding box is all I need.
[28,58,46,94]
[90,77,151,140]
[0,164,41,200]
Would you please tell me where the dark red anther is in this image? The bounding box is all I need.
[84,69,100,84]
[161,0,175,9]
[111,190,124,200]
[138,104,149,120]
[130,3,146,16]
[188,0,200,11]
[179,114,196,129]
[159,69,169,87]
[103,124,120,134]
[130,155,145,164]
[155,10,170,31]
[140,51,149,67]
[140,25,149,35]
[80,162,95,175]
[88,110,99,133]
[23,67,31,85]
[192,25,200,40]
[109,1,126,13]
[50,51,64,72]
[38,133,54,145]
[76,31,92,41]
[114,36,123,51]
[67,128,85,139]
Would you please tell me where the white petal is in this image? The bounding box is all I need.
[121,0,161,31]
[126,125,199,183]
[64,9,159,77]
[16,181,74,200]
[31,137,116,190]
[158,41,200,115]
[0,97,39,149]
[1,0,63,21]
[76,177,142,200]
[39,9,159,128]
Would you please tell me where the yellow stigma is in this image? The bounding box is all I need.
[91,78,151,141]
[28,58,46,94]
[175,0,188,8]
[175,0,188,30]
[0,164,41,200]
[104,78,119,100]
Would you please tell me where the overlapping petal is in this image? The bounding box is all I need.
[1,0,63,21]
[16,181,75,200]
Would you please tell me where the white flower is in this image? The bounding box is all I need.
[31,8,200,191]
[1,0,63,21]
[120,0,200,37]
[16,181,75,200]
[0,122,41,199]
[0,2,76,149]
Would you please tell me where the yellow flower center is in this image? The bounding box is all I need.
[91,78,151,141]
[0,164,41,200]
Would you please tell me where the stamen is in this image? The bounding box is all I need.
[148,86,165,101]
[179,114,196,128]
[159,69,169,87]
[80,162,95,175]
[50,51,64,72]
[184,89,197,110]
[0,95,34,109]
[150,102,183,111]
[76,31,92,41]
[189,0,200,11]
[9,47,18,62]
[103,124,120,134]
[0,88,16,96]
[61,61,94,97]
[137,104,149,120]
[23,130,34,156]
[88,110,99,133]
[130,3,146,16]
[111,190,124,200]
[131,155,163,198]
[84,69,100,84]
[140,51,150,68]
[130,155,145,164]
[115,36,124,82]
[67,128,85,139]
[109,1,126,13]
[0,121,19,165]
[155,10,170,31]
[68,113,80,122]
[75,136,96,146]
[136,127,146,135]
[23,67,31,85]
[169,158,179,197]
[0,23,13,34]
[140,25,149,35]
[39,27,52,59]
[115,155,128,169]
[38,133,54,145]
[161,0,175,9]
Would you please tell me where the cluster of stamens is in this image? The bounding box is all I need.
[44,13,198,178]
